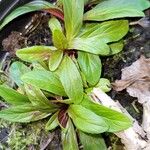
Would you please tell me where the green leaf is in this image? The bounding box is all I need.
[21,70,66,96]
[80,71,88,88]
[9,61,30,87]
[52,30,68,49]
[58,55,83,104]
[32,62,46,71]
[79,131,107,150]
[69,20,129,55]
[45,112,59,131]
[48,17,62,33]
[69,37,110,55]
[78,52,101,86]
[78,20,129,43]
[61,119,79,150]
[84,0,90,4]
[49,50,63,71]
[0,85,29,105]
[70,20,128,55]
[24,85,59,112]
[81,95,132,132]
[16,46,56,62]
[49,17,68,50]
[109,41,124,55]
[68,104,108,134]
[0,0,60,30]
[0,104,51,122]
[63,0,84,40]
[84,0,150,21]
[96,78,111,92]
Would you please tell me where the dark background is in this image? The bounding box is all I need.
[0,0,33,21]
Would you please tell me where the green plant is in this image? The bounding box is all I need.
[0,0,149,149]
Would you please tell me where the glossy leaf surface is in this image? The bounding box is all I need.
[0,0,60,30]
[70,20,128,55]
[0,85,29,105]
[78,52,101,86]
[61,119,79,150]
[24,85,58,112]
[69,37,110,55]
[68,104,108,134]
[49,50,63,71]
[78,20,129,43]
[79,131,107,150]
[59,55,83,103]
[0,105,50,122]
[45,112,59,131]
[81,95,132,132]
[52,30,68,50]
[22,70,66,96]
[84,0,150,21]
[16,46,56,62]
[49,17,62,33]
[63,0,84,40]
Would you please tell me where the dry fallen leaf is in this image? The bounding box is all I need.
[112,55,150,141]
[112,55,150,103]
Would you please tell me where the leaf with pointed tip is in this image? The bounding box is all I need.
[68,104,108,134]
[24,85,59,112]
[58,55,83,103]
[78,20,129,43]
[16,46,56,62]
[81,95,132,132]
[49,50,63,71]
[108,41,124,55]
[69,37,110,55]
[0,85,29,105]
[49,17,67,50]
[78,52,101,86]
[53,30,68,50]
[49,17,62,33]
[21,70,66,96]
[45,112,59,131]
[0,104,51,122]
[61,119,79,150]
[9,61,30,87]
[84,0,150,21]
[96,78,111,92]
[79,131,107,150]
[63,0,84,40]
[69,20,128,55]
[0,0,60,30]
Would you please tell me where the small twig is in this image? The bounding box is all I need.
[129,21,139,25]
[40,132,55,150]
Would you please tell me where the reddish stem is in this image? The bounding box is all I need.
[43,8,64,21]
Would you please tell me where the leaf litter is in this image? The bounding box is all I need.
[112,55,150,104]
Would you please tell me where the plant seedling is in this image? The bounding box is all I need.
[0,0,149,149]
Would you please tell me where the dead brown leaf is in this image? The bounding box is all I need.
[112,55,150,103]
